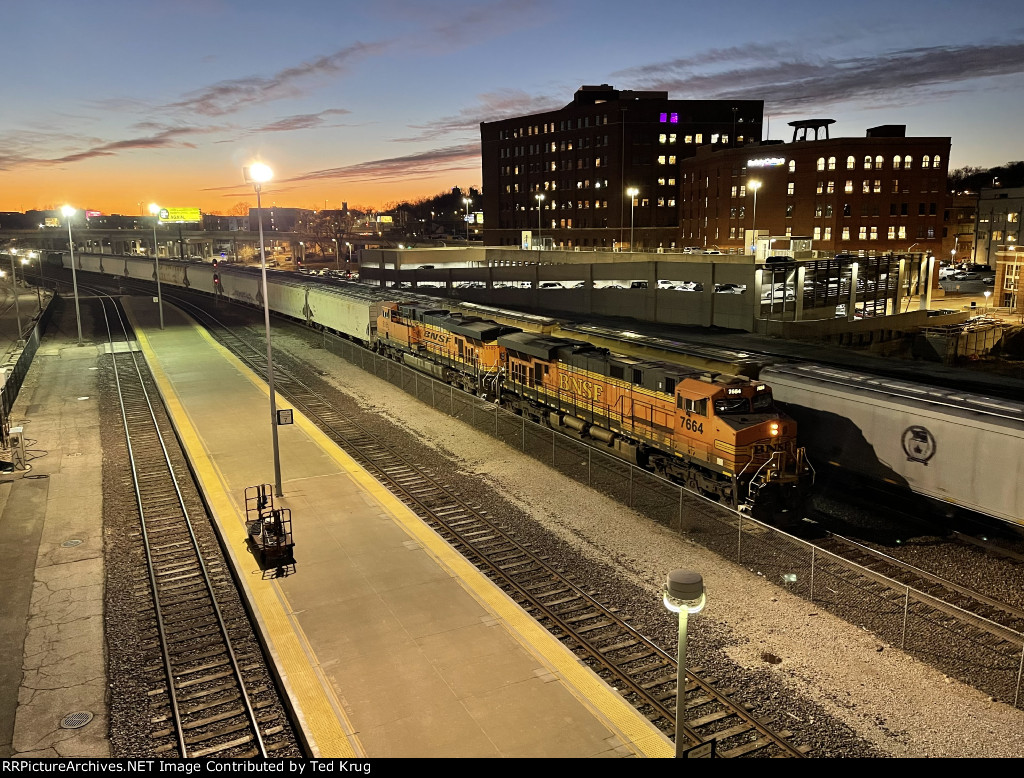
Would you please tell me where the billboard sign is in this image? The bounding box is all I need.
[44,217,60,227]
[473,212,484,224]
[158,207,202,223]
[85,210,102,218]
[376,215,393,224]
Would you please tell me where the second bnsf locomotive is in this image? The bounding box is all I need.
[376,302,811,520]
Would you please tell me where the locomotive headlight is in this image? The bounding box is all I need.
[770,422,780,436]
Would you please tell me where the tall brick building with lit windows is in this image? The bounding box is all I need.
[679,121,951,255]
[480,85,763,251]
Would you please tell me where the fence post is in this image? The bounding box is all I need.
[737,512,743,563]
[431,377,434,408]
[1016,646,1024,709]
[552,429,555,466]
[450,385,454,417]
[809,546,815,602]
[521,414,526,451]
[628,465,633,508]
[901,587,910,650]
[678,487,683,534]
[588,447,592,487]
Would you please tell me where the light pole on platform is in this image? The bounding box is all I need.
[60,205,83,346]
[147,203,165,329]
[243,162,284,498]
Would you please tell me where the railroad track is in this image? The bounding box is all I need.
[814,533,1024,644]
[98,293,302,758]
[168,295,807,758]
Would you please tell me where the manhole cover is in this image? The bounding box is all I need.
[60,711,93,729]
[61,539,82,547]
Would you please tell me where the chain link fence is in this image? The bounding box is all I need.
[321,331,1024,709]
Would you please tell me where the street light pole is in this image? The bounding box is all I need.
[60,205,84,346]
[626,187,639,251]
[148,203,165,330]
[332,238,339,271]
[748,179,761,256]
[662,569,707,758]
[535,193,545,249]
[25,255,41,311]
[8,251,23,339]
[463,198,472,241]
[243,162,284,498]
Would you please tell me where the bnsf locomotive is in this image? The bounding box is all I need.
[376,302,811,518]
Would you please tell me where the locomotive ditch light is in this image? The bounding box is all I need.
[770,422,780,436]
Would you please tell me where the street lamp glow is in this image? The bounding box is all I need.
[462,197,472,241]
[984,290,992,311]
[626,187,639,251]
[244,162,273,184]
[148,203,165,329]
[61,205,84,346]
[663,569,706,758]
[243,162,283,497]
[748,180,762,256]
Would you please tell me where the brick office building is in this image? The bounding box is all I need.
[679,120,951,256]
[480,85,763,251]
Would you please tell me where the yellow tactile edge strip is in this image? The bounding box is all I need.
[133,302,672,759]
[125,304,360,759]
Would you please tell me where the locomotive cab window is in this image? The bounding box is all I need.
[679,396,708,416]
[751,392,774,412]
[714,396,750,414]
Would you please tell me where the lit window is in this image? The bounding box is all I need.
[813,226,821,240]
[892,179,900,194]
[787,182,795,196]
[739,185,746,197]
[827,181,835,194]
[711,134,720,143]
[659,134,668,143]
[828,156,836,170]
[668,198,676,207]
[658,155,667,164]
[933,156,941,169]
[845,180,854,194]
[875,156,884,170]
[731,185,737,197]
[658,197,665,207]
[904,155,912,169]
[859,226,867,239]
[668,156,676,164]
[817,157,826,171]
[992,230,1004,241]
[658,178,667,186]
[1008,232,1018,242]
[668,178,676,185]
[786,204,794,217]
[669,134,676,143]
[870,226,878,240]
[659,113,668,123]
[898,226,906,239]
[729,227,736,238]
[816,181,824,194]
[788,160,796,173]
[922,155,931,168]
[684,135,693,143]
[847,156,856,170]
[824,227,832,240]
[670,113,678,123]
[815,203,823,217]
[888,226,896,239]
[695,133,703,143]
[785,227,792,237]
[863,156,872,170]
[1009,212,1020,223]
[862,180,870,194]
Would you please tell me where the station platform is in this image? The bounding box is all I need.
[2,296,673,758]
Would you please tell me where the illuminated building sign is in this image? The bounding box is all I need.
[44,217,60,227]
[158,207,202,223]
[748,157,787,168]
[85,210,102,218]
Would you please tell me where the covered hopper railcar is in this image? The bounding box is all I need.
[761,363,1024,526]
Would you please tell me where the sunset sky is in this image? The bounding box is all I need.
[2,0,1023,216]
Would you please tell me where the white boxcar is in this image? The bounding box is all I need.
[761,363,1024,525]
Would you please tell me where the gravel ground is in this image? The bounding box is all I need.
[249,320,1024,759]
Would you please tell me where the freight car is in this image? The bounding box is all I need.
[377,301,812,518]
[761,363,1024,526]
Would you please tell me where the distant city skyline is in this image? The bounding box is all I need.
[2,1,1023,215]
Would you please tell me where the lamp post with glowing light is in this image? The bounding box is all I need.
[748,180,762,256]
[984,290,992,312]
[26,253,41,311]
[332,238,339,271]
[626,187,639,251]
[243,162,284,498]
[147,203,165,329]
[7,250,23,339]
[535,193,545,249]
[663,569,706,757]
[463,198,472,241]
[345,242,352,271]
[60,205,84,346]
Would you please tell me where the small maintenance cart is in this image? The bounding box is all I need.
[244,484,295,565]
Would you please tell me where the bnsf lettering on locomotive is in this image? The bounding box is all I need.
[424,330,450,345]
[558,373,604,402]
